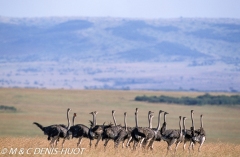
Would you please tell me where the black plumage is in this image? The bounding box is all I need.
[33,108,71,147]
[114,112,134,148]
[88,111,112,148]
[131,108,155,150]
[67,113,91,148]
[124,126,134,147]
[33,122,61,140]
[189,111,206,152]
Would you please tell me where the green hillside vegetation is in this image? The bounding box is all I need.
[135,93,240,105]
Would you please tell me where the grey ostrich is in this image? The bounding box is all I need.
[147,110,164,150]
[122,112,134,148]
[190,111,206,152]
[102,110,123,149]
[131,108,155,150]
[141,113,155,149]
[131,108,143,149]
[88,111,112,148]
[88,111,103,148]
[33,108,71,147]
[114,112,129,148]
[67,113,91,148]
[160,112,182,155]
[183,110,195,151]
[175,117,187,152]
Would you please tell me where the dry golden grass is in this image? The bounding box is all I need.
[1,88,240,143]
[0,88,240,157]
[0,137,240,157]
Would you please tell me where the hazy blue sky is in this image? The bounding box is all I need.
[0,0,240,18]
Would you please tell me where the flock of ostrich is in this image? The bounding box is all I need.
[33,108,206,155]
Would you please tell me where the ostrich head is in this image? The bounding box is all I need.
[135,108,138,113]
[148,111,154,115]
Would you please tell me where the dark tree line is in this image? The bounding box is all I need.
[135,93,240,105]
[0,105,17,111]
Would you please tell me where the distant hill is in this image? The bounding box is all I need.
[0,17,240,91]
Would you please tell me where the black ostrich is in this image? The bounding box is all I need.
[131,108,155,150]
[88,111,112,148]
[33,108,71,147]
[183,110,195,151]
[114,112,134,148]
[67,113,92,148]
[124,126,134,148]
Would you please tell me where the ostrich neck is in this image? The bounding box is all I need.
[179,117,182,137]
[183,118,186,133]
[191,112,195,130]
[164,113,167,130]
[112,112,117,126]
[135,112,138,128]
[124,114,127,131]
[92,113,97,126]
[156,112,162,131]
[149,116,153,129]
[67,110,71,130]
[200,115,203,128]
[148,112,151,128]
[164,114,166,123]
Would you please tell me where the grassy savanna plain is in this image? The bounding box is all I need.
[0,88,240,156]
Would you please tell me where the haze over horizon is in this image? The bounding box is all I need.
[0,0,240,19]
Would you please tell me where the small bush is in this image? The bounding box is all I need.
[0,105,17,112]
